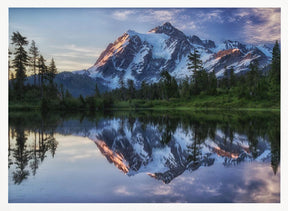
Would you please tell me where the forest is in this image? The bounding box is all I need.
[9,31,280,112]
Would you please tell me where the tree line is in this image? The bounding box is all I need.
[8,109,280,185]
[9,32,58,104]
[106,41,280,104]
[9,31,280,111]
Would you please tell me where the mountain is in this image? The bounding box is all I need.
[24,72,107,97]
[70,22,272,93]
[44,22,272,96]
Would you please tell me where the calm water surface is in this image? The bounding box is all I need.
[8,111,280,203]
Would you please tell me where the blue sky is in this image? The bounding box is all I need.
[9,8,281,72]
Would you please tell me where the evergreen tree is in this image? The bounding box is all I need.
[38,55,47,98]
[160,70,171,100]
[47,58,57,84]
[187,49,203,95]
[270,40,280,84]
[11,31,29,95]
[8,49,12,79]
[45,58,58,98]
[187,49,203,73]
[119,79,125,100]
[29,40,39,86]
[127,79,135,100]
[247,60,260,97]
[65,89,72,98]
[222,66,230,90]
[207,70,217,95]
[229,67,236,88]
[160,70,179,99]
[198,68,208,93]
[171,77,179,98]
[141,80,149,99]
[94,83,101,98]
[269,40,280,99]
[180,77,190,99]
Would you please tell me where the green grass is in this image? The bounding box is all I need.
[9,101,41,111]
[111,94,280,111]
[9,93,280,112]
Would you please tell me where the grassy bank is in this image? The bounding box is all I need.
[111,94,280,111]
[9,93,280,112]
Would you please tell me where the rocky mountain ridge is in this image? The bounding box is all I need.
[73,22,272,91]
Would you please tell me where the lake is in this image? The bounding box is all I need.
[8,110,280,203]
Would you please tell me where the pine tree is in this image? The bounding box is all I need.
[247,60,260,97]
[11,31,29,95]
[180,77,190,99]
[29,40,39,86]
[187,49,203,73]
[270,40,280,84]
[94,83,100,98]
[141,80,148,99]
[119,79,125,100]
[269,40,280,99]
[160,70,172,100]
[187,49,203,95]
[229,67,236,88]
[47,58,57,84]
[222,66,229,90]
[8,49,12,79]
[38,55,47,98]
[127,79,135,100]
[207,70,217,95]
[198,68,208,93]
[171,77,179,98]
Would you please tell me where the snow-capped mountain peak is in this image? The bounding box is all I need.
[75,22,272,91]
[149,22,186,38]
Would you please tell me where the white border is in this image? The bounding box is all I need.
[1,1,287,211]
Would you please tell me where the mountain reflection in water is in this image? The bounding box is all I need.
[8,111,280,186]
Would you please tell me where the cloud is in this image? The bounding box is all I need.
[114,186,134,196]
[144,9,183,22]
[112,10,137,21]
[197,9,225,24]
[55,60,93,72]
[50,44,103,71]
[177,21,197,31]
[243,8,281,44]
[54,44,103,55]
[216,8,281,44]
[112,9,184,25]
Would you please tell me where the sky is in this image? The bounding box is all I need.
[9,8,281,72]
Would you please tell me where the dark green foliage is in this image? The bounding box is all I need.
[268,40,280,100]
[38,55,47,98]
[160,70,179,99]
[127,79,135,100]
[47,58,57,84]
[207,70,217,95]
[94,83,101,98]
[222,67,230,90]
[11,31,29,97]
[102,93,114,109]
[86,96,96,112]
[29,40,39,86]
[187,49,203,73]
[179,77,190,99]
[270,40,280,84]
[140,80,149,100]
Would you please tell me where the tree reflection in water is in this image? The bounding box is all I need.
[9,115,58,184]
[8,110,280,185]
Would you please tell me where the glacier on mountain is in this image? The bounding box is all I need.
[73,22,272,90]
